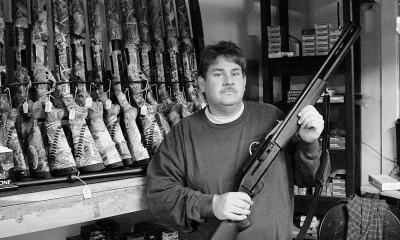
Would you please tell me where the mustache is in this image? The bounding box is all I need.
[220,87,237,93]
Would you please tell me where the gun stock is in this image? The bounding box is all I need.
[210,21,361,240]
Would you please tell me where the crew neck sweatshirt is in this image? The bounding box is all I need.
[146,101,321,240]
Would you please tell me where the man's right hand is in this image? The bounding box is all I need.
[212,192,253,221]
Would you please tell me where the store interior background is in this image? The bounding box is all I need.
[3,0,399,239]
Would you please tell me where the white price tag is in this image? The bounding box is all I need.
[140,105,148,116]
[85,97,93,108]
[83,185,92,199]
[201,102,207,109]
[105,99,112,109]
[69,109,76,120]
[45,101,53,112]
[23,102,29,113]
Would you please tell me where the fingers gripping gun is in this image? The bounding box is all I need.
[210,21,361,240]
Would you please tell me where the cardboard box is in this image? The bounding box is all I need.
[330,136,346,150]
[369,174,400,191]
[0,146,14,187]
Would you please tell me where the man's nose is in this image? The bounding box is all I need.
[224,75,234,85]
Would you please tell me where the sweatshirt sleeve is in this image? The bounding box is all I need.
[145,123,214,232]
[291,133,324,188]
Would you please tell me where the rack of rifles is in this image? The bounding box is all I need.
[0,0,205,185]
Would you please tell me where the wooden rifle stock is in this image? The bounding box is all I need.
[210,21,361,240]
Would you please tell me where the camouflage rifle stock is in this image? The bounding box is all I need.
[0,91,30,180]
[45,106,77,176]
[51,0,72,107]
[26,101,51,178]
[87,101,124,169]
[62,97,105,172]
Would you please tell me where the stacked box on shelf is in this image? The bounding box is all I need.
[267,25,287,58]
[315,22,332,56]
[332,176,346,198]
[330,135,346,150]
[81,223,106,240]
[287,90,302,103]
[301,29,316,56]
[330,28,343,49]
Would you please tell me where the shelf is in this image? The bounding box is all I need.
[0,176,147,238]
[361,183,400,200]
[268,56,345,77]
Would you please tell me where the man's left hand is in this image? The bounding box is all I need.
[297,105,324,143]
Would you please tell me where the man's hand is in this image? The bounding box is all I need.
[297,105,324,143]
[212,192,253,221]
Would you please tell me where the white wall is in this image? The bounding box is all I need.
[360,0,399,184]
[199,0,261,58]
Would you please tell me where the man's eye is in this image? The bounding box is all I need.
[232,72,241,76]
[214,73,222,77]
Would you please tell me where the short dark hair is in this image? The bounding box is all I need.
[198,41,247,79]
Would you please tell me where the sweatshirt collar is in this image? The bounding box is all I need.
[205,102,244,124]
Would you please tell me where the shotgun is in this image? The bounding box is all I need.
[161,0,192,120]
[104,0,150,163]
[148,0,181,127]
[175,0,206,112]
[134,0,171,139]
[210,21,361,240]
[133,0,158,106]
[83,0,125,170]
[121,0,168,155]
[103,1,133,166]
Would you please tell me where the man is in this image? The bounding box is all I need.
[146,41,325,239]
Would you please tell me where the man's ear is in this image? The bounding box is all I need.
[198,76,205,93]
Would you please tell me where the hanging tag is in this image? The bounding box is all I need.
[69,109,76,120]
[82,185,92,199]
[23,102,29,113]
[140,105,148,116]
[85,97,93,108]
[45,101,53,112]
[105,99,112,109]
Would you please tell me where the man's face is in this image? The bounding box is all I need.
[199,56,246,113]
